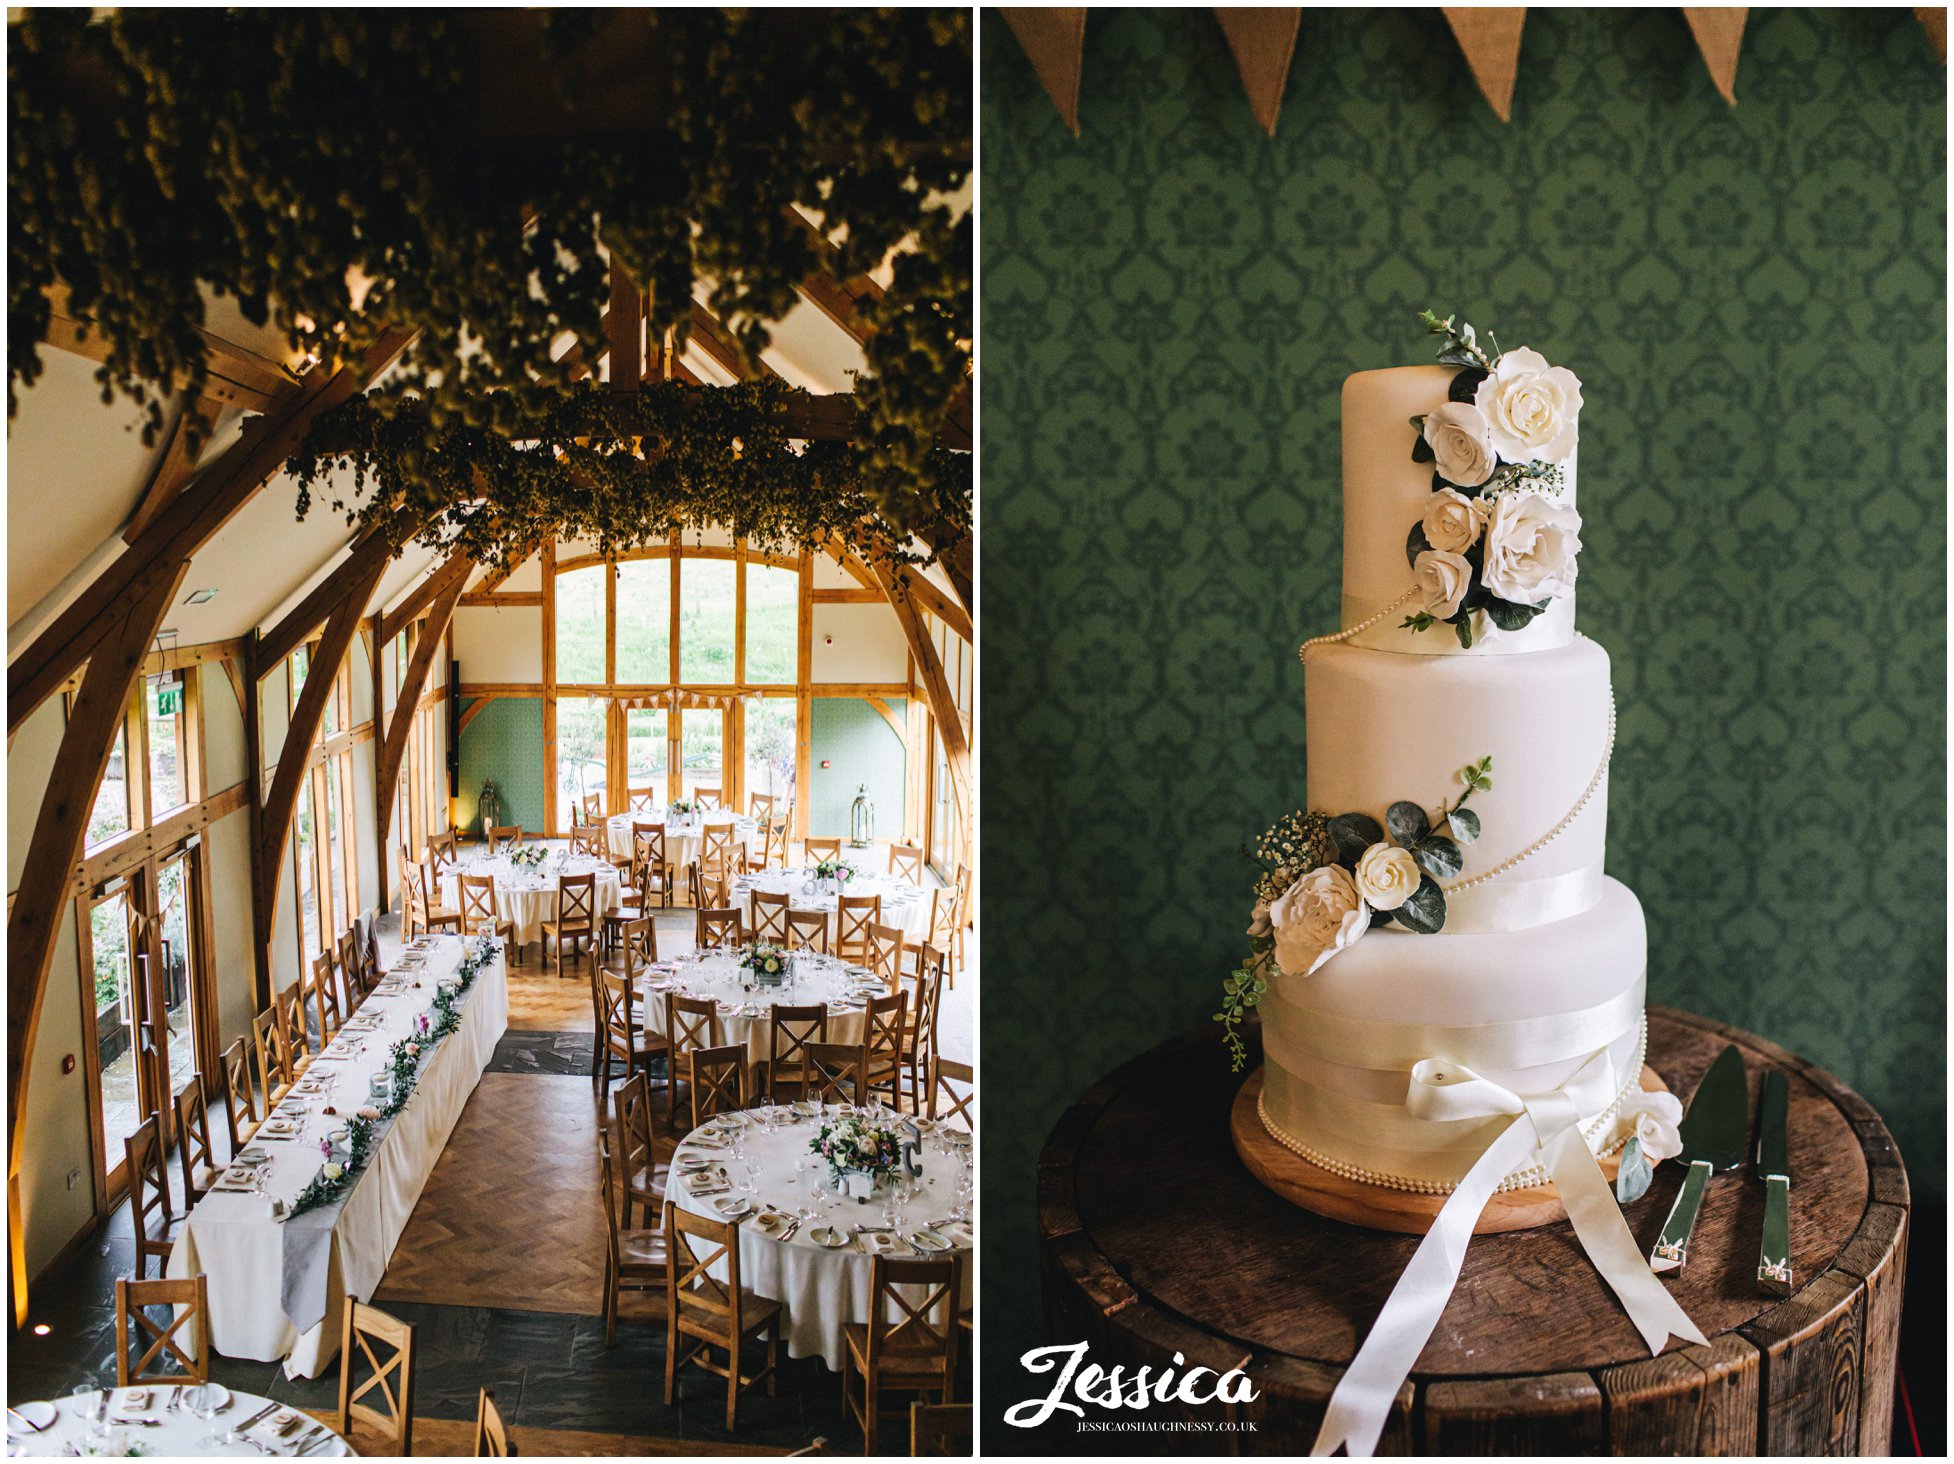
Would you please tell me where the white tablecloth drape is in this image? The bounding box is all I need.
[670,1108,973,1370]
[735,867,935,943]
[606,811,761,873]
[439,854,620,947]
[168,939,508,1378]
[639,952,882,1068]
[6,1386,352,1456]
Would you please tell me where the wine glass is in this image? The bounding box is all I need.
[70,1380,105,1438]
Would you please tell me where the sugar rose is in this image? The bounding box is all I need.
[1268,864,1370,978]
[1422,402,1497,487]
[1619,1091,1684,1162]
[1473,346,1583,464]
[1480,493,1582,606]
[1413,548,1473,619]
[1354,843,1420,912]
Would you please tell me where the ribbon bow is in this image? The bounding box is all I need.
[1310,1048,1706,1457]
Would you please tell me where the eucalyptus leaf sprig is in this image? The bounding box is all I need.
[1216,954,1271,1073]
[1416,308,1501,371]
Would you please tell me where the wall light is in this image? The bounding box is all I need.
[184,588,218,605]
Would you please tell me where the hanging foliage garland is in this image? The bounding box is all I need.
[7,8,971,536]
[290,378,971,570]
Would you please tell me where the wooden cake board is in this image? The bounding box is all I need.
[1230,1064,1671,1235]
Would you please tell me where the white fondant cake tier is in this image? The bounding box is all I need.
[1260,878,1648,1190]
[1340,365,1579,655]
[1305,635,1610,930]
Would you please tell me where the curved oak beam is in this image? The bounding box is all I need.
[373,558,470,863]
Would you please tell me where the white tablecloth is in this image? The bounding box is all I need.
[605,811,760,873]
[734,866,934,943]
[671,1107,973,1370]
[7,1385,353,1456]
[440,854,620,948]
[168,938,508,1378]
[639,951,884,1068]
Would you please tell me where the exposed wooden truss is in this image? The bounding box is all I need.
[380,547,474,647]
[374,555,470,863]
[9,329,419,736]
[122,403,204,545]
[868,555,970,867]
[256,512,420,674]
[40,284,300,416]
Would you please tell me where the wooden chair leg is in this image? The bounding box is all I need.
[604,1257,617,1346]
[864,1364,879,1455]
[664,1325,679,1405]
[767,1318,778,1397]
[726,1340,739,1433]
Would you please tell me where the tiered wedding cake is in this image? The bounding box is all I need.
[1220,315,1704,1459]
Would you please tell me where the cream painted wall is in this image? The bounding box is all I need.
[348,634,374,726]
[270,858,299,997]
[351,740,380,918]
[8,695,64,893]
[205,809,258,1058]
[811,555,859,591]
[453,605,543,683]
[495,555,542,592]
[811,603,909,684]
[201,663,246,792]
[20,901,92,1279]
[260,660,289,761]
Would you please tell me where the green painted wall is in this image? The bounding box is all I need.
[810,697,905,841]
[456,697,546,835]
[981,4,1944,1407]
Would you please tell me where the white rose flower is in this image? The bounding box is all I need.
[322,1162,345,1181]
[1246,898,1273,940]
[1268,864,1370,978]
[1480,493,1582,606]
[1422,402,1498,487]
[1619,1090,1685,1163]
[1472,346,1583,464]
[1354,843,1421,912]
[1421,487,1489,553]
[1413,548,1473,619]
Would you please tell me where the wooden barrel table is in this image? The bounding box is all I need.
[1037,1006,1908,1455]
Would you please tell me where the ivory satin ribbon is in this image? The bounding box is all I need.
[1266,980,1644,1072]
[1308,1049,1707,1458]
[1443,863,1604,932]
[1340,592,1576,655]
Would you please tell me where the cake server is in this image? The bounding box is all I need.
[1754,1070,1794,1296]
[1649,1043,1749,1274]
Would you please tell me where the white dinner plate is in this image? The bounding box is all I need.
[713,1196,753,1218]
[11,1400,55,1430]
[176,1382,231,1416]
[808,1225,849,1249]
[909,1229,952,1252]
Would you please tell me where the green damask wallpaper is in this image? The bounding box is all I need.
[456,697,546,834]
[980,2,1944,1401]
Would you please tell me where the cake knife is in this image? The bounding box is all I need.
[1649,1044,1749,1274]
[1754,1070,1794,1296]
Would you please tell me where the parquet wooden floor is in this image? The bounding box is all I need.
[304,1411,806,1456]
[375,1074,610,1316]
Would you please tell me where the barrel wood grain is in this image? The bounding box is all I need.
[1036,1006,1909,1456]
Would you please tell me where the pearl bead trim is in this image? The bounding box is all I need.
[1297,588,1417,663]
[1256,1018,1649,1196]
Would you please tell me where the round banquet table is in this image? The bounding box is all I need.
[670,1105,974,1369]
[6,1384,354,1456]
[605,810,760,873]
[1034,1006,1908,1456]
[440,852,620,949]
[638,950,884,1068]
[734,866,933,943]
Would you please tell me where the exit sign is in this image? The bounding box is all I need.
[152,680,183,718]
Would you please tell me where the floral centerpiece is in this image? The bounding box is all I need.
[739,940,789,986]
[811,855,855,885]
[669,797,697,816]
[812,1115,901,1194]
[1400,310,1584,650]
[1214,759,1493,1069]
[507,844,549,871]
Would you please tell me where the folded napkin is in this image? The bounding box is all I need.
[859,1231,903,1256]
[686,1176,730,1198]
[686,1132,729,1151]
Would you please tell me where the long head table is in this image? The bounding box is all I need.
[169,936,508,1378]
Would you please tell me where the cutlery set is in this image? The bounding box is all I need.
[1647,1044,1794,1293]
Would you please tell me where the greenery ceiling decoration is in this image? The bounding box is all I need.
[293,378,971,569]
[8,8,971,546]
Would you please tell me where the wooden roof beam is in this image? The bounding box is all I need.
[255,509,422,674]
[379,545,474,647]
[41,284,301,414]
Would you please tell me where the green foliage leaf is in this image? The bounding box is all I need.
[1393,875,1448,934]
[1448,806,1481,844]
[1406,521,1432,569]
[1327,812,1384,864]
[1484,596,1548,633]
[1413,834,1462,878]
[1448,367,1488,402]
[1411,433,1434,464]
[1400,612,1435,633]
[1386,800,1430,845]
[1454,615,1474,650]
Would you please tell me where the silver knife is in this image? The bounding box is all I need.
[234,1401,282,1433]
[1650,1044,1750,1273]
[1755,1070,1793,1296]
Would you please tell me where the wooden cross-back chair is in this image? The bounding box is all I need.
[219,1035,260,1149]
[583,791,605,824]
[457,873,517,960]
[597,1124,669,1347]
[835,894,881,962]
[742,848,769,876]
[748,890,791,945]
[595,969,657,1102]
[569,825,609,860]
[627,785,660,812]
[692,786,723,812]
[667,994,719,1115]
[412,860,463,938]
[689,1045,749,1130]
[843,1255,962,1453]
[487,824,523,852]
[749,792,775,821]
[931,1057,974,1130]
[763,820,791,869]
[541,871,598,976]
[696,906,743,951]
[688,858,732,911]
[911,1401,975,1457]
[123,1116,183,1277]
[337,928,370,1010]
[251,1006,294,1104]
[612,1069,672,1228]
[785,910,829,953]
[306,950,345,1044]
[702,823,736,871]
[861,991,908,1109]
[173,1076,221,1205]
[887,843,924,884]
[802,836,842,864]
[428,829,460,871]
[475,1387,515,1457]
[664,1205,781,1432]
[632,824,674,907]
[899,945,947,1115]
[947,866,973,975]
[761,1004,826,1102]
[115,1275,208,1386]
[338,1299,416,1458]
[866,924,906,993]
[803,1040,868,1107]
[276,983,314,1076]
